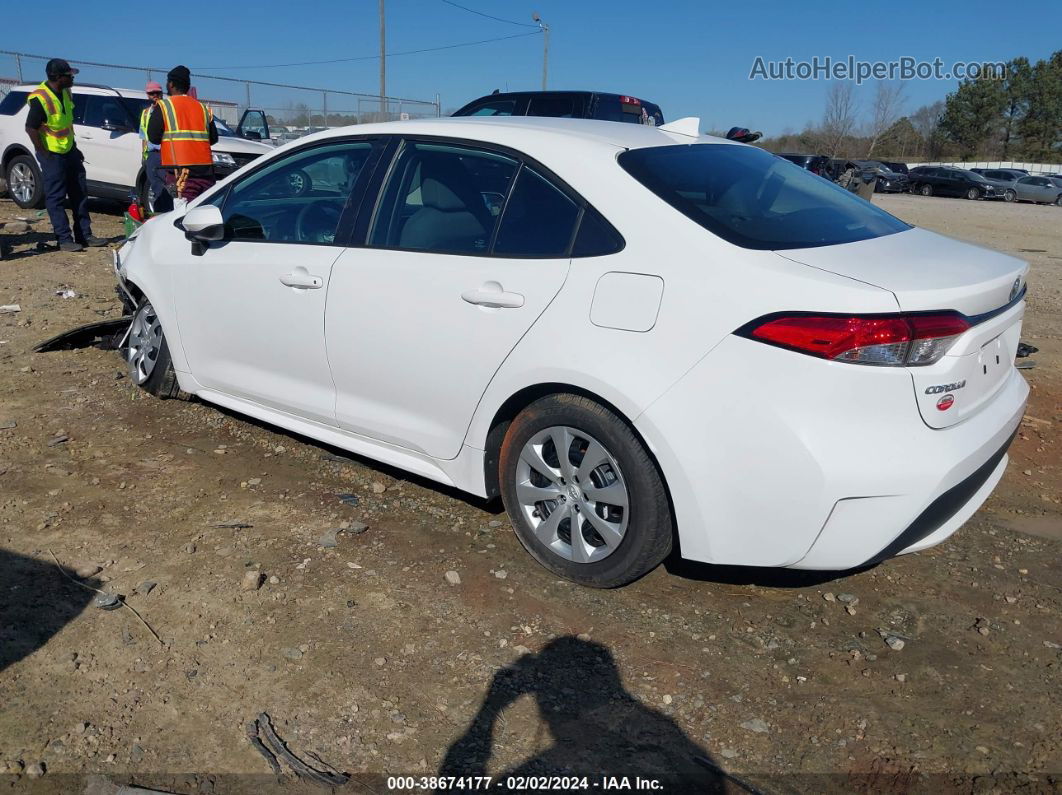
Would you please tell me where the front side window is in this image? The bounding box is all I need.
[464,99,517,117]
[83,95,132,129]
[222,140,376,244]
[619,144,909,250]
[370,141,518,254]
[0,91,29,115]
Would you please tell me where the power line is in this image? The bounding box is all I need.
[439,0,540,28]
[196,30,541,70]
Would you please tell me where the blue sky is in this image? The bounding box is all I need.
[4,0,1061,132]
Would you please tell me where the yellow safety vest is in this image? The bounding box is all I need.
[27,82,74,154]
[140,106,152,160]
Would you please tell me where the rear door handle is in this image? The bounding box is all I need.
[462,282,524,309]
[279,270,323,290]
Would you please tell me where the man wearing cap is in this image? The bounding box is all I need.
[146,65,218,203]
[139,81,173,213]
[25,58,106,252]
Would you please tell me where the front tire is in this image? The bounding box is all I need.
[124,300,184,399]
[6,154,44,209]
[965,187,979,200]
[499,394,673,588]
[1004,189,1016,202]
[919,183,933,197]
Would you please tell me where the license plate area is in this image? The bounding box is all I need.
[911,311,1023,429]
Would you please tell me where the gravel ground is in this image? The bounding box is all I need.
[0,194,1060,794]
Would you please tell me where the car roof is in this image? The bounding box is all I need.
[295,115,736,152]
[13,83,147,98]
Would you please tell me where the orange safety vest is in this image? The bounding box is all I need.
[157,95,213,168]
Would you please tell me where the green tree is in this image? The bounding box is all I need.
[1018,51,1062,161]
[998,57,1032,159]
[939,77,1005,159]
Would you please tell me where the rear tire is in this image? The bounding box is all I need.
[124,299,185,399]
[498,394,673,588]
[919,183,933,197]
[6,154,44,209]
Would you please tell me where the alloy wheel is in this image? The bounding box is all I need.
[126,302,163,384]
[9,162,35,205]
[1004,190,1016,202]
[515,426,629,564]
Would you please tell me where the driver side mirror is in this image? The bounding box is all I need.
[182,205,225,254]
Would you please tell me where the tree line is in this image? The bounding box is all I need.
[757,49,1061,163]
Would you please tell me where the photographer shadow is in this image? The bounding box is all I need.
[439,636,728,792]
[0,547,95,672]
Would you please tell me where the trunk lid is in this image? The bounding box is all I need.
[778,227,1027,316]
[778,226,1029,429]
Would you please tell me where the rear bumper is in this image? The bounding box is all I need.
[635,335,1028,570]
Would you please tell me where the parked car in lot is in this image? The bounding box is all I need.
[1011,175,1062,205]
[969,170,1023,202]
[0,83,273,210]
[776,153,831,177]
[114,116,1028,587]
[853,160,909,193]
[453,91,665,126]
[908,166,997,199]
[879,160,909,175]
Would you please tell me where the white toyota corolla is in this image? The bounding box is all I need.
[114,116,1028,587]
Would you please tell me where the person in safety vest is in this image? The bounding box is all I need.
[139,81,173,214]
[24,59,106,252]
[146,65,218,203]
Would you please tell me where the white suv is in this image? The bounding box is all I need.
[0,83,273,210]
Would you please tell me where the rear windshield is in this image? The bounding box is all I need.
[593,96,664,126]
[618,144,909,250]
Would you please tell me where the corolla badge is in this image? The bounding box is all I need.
[1010,278,1021,302]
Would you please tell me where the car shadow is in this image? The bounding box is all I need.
[204,401,508,515]
[0,547,96,672]
[438,636,736,792]
[664,552,877,589]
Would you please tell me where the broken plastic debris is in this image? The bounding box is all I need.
[55,288,78,299]
[0,305,21,314]
[93,592,122,611]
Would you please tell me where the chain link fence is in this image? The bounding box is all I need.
[1,50,441,142]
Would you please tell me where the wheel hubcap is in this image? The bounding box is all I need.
[10,163,35,204]
[126,303,162,384]
[516,426,629,564]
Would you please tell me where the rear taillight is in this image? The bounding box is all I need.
[740,312,970,366]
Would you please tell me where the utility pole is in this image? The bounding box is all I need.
[532,13,549,90]
[379,0,387,119]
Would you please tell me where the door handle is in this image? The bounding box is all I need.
[461,282,524,309]
[279,271,324,290]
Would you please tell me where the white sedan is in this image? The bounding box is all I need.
[114,116,1028,587]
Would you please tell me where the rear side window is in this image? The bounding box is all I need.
[0,91,28,115]
[494,167,579,257]
[370,141,518,254]
[619,144,909,251]
[527,94,581,118]
[572,207,624,257]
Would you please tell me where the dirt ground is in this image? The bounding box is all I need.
[1,193,1060,795]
